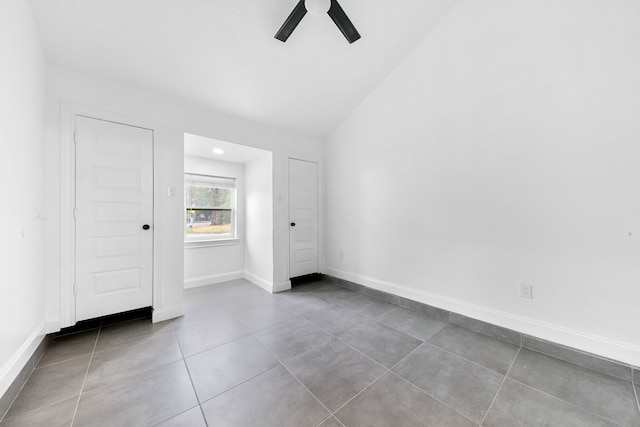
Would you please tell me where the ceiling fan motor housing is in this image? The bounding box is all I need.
[305,0,331,16]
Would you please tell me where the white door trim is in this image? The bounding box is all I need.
[288,158,319,278]
[60,103,158,328]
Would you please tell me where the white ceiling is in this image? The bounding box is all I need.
[184,133,271,164]
[29,0,457,138]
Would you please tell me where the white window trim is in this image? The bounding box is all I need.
[184,173,237,243]
[184,238,239,249]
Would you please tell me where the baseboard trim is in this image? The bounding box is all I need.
[244,272,274,293]
[324,268,640,375]
[184,271,245,289]
[152,304,185,323]
[272,279,292,293]
[0,323,47,418]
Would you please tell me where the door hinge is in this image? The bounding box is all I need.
[73,283,77,295]
[74,131,78,144]
[73,208,77,219]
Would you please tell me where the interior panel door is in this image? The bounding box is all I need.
[75,115,153,321]
[289,158,318,278]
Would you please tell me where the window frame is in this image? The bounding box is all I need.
[184,173,237,245]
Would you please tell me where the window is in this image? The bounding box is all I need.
[184,173,236,242]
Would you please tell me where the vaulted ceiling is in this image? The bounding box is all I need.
[29,0,457,138]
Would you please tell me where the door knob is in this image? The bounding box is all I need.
[142,224,150,230]
[290,222,296,227]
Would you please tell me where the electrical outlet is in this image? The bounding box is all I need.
[520,284,533,299]
[339,251,344,261]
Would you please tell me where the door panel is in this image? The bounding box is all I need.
[75,116,153,321]
[289,159,318,278]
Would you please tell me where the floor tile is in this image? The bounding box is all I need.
[300,304,369,336]
[307,283,360,303]
[317,416,344,427]
[0,397,77,427]
[338,320,422,368]
[522,335,632,382]
[429,325,519,374]
[201,366,330,427]
[185,335,280,403]
[337,295,397,319]
[376,306,447,341]
[84,332,183,392]
[398,297,450,322]
[171,300,236,330]
[275,292,337,316]
[74,360,198,427]
[231,303,300,333]
[153,406,206,427]
[175,315,250,357]
[508,349,640,426]
[94,319,174,352]
[7,279,640,426]
[392,343,503,423]
[5,355,90,418]
[37,329,98,368]
[335,372,476,427]
[449,313,520,346]
[285,339,386,411]
[484,379,617,427]
[254,319,333,362]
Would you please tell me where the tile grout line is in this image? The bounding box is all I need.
[1,379,32,421]
[325,276,640,384]
[506,377,627,426]
[170,321,209,427]
[329,367,390,417]
[479,346,521,426]
[422,340,514,377]
[255,337,336,419]
[328,343,426,419]
[290,287,505,423]
[388,371,479,426]
[69,320,103,427]
[0,337,52,421]
[385,341,481,425]
[633,380,640,418]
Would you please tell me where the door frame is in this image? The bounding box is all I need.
[287,157,322,280]
[60,103,158,328]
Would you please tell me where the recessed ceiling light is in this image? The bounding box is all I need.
[212,148,224,155]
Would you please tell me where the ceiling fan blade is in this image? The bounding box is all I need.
[275,0,307,42]
[327,0,361,43]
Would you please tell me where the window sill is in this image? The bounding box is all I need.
[184,238,239,249]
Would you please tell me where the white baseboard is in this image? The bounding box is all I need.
[326,267,640,367]
[272,280,292,293]
[0,323,46,398]
[152,304,185,323]
[184,271,244,289]
[244,272,274,293]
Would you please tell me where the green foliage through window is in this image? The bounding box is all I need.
[185,174,235,239]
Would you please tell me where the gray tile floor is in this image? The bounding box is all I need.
[2,278,640,426]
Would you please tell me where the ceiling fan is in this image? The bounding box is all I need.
[275,0,361,44]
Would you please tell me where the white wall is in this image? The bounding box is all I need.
[325,0,640,365]
[245,154,275,291]
[44,65,323,330]
[184,155,245,287]
[0,0,46,397]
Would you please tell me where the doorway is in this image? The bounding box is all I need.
[74,116,154,321]
[289,158,318,278]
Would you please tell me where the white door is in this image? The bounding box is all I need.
[289,159,318,278]
[75,116,154,321]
